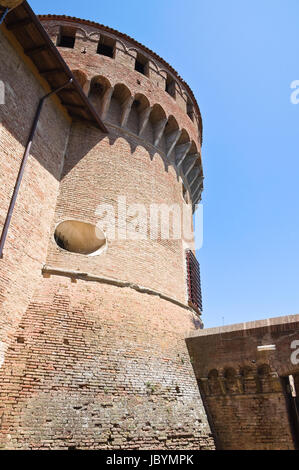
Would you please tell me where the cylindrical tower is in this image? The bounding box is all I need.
[0,15,214,450]
[40,15,204,303]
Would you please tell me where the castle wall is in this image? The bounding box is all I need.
[0,275,214,450]
[0,27,71,366]
[41,17,202,140]
[40,18,204,210]
[55,43,200,144]
[45,121,189,304]
[39,17,206,307]
[186,315,299,449]
[0,13,213,450]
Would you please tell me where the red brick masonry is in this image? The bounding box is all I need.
[0,10,213,449]
[186,314,299,449]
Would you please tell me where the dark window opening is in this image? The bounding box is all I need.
[57,27,76,49]
[135,60,145,75]
[97,36,115,58]
[186,249,202,312]
[187,99,194,121]
[166,75,175,97]
[135,53,147,75]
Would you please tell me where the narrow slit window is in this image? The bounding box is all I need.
[187,98,194,121]
[186,249,202,312]
[97,36,115,58]
[57,26,76,49]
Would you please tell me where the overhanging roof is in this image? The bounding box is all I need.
[0,1,107,132]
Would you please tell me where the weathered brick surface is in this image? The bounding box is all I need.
[0,276,214,450]
[40,17,202,141]
[186,315,299,449]
[205,392,294,450]
[0,16,214,450]
[46,122,189,303]
[0,27,70,365]
[39,17,204,305]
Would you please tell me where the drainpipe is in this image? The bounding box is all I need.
[0,1,24,25]
[0,78,73,258]
[0,7,9,24]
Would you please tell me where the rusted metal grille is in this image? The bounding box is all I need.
[186,249,202,313]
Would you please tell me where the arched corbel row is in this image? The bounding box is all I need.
[87,75,204,206]
[200,364,281,397]
[44,20,201,130]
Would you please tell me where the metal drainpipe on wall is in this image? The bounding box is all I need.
[0,0,24,25]
[0,79,73,258]
[0,7,10,24]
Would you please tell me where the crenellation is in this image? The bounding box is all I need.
[40,17,202,135]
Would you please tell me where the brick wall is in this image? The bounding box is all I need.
[40,17,201,141]
[0,15,213,450]
[186,315,299,449]
[0,27,71,366]
[40,18,204,210]
[0,275,214,450]
[46,122,189,303]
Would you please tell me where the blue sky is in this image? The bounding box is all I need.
[30,0,299,328]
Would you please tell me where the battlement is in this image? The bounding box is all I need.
[39,16,202,130]
[39,16,204,207]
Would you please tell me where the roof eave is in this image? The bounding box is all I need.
[1,1,107,133]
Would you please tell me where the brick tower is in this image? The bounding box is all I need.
[0,6,214,449]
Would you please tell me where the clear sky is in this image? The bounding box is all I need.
[30,0,299,328]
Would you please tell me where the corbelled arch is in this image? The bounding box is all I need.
[126,93,151,136]
[88,75,113,118]
[107,83,132,127]
[71,69,88,92]
[73,72,204,207]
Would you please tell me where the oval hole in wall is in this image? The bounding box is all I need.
[54,220,106,256]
